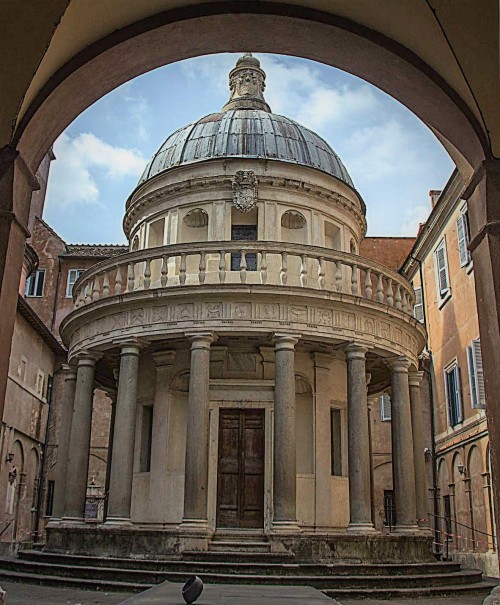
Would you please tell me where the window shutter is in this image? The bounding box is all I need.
[380,394,391,421]
[413,287,424,322]
[467,345,478,408]
[435,242,449,297]
[473,339,486,408]
[445,364,462,426]
[457,215,469,267]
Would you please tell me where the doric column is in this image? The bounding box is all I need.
[182,332,216,528]
[63,352,100,522]
[345,344,375,532]
[388,356,418,532]
[106,339,145,524]
[272,333,300,531]
[50,364,77,521]
[409,370,428,528]
[103,390,117,522]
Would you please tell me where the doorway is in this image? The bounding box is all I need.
[216,408,265,528]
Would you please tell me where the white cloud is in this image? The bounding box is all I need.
[399,204,430,236]
[46,132,147,208]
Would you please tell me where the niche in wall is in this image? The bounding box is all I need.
[181,208,209,243]
[281,210,307,244]
[148,217,165,248]
[324,220,341,251]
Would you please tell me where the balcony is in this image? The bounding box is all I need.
[72,241,416,312]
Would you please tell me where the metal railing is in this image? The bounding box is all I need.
[72,241,416,315]
[429,512,497,558]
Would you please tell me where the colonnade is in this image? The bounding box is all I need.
[51,335,428,535]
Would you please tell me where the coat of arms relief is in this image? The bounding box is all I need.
[232,170,258,212]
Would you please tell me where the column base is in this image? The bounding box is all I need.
[103,517,132,526]
[45,517,62,528]
[347,522,377,533]
[179,518,210,534]
[393,524,420,534]
[271,520,302,534]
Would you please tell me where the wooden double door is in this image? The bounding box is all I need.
[216,409,265,528]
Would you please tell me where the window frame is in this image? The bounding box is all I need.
[66,268,85,298]
[467,338,486,409]
[457,204,472,269]
[444,361,462,427]
[434,238,451,306]
[25,269,46,297]
[380,393,391,421]
[413,286,424,323]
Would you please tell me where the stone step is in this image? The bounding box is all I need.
[17,550,463,576]
[322,580,498,600]
[208,539,271,553]
[0,558,487,590]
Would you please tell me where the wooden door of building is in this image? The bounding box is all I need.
[216,409,265,528]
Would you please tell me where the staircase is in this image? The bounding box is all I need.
[0,549,496,599]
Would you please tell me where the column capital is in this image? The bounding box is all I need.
[75,350,102,367]
[185,331,217,350]
[344,342,368,360]
[272,333,300,351]
[152,350,176,367]
[113,337,148,356]
[387,356,411,372]
[408,370,424,386]
[61,364,77,380]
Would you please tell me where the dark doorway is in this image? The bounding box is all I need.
[231,225,258,271]
[216,408,265,528]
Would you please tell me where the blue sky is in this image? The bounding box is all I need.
[44,53,454,244]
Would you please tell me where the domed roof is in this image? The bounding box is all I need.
[138,55,353,188]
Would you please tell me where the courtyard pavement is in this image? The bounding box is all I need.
[0,581,490,605]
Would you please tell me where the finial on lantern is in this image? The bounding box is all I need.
[221,53,271,113]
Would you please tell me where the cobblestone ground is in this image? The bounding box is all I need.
[0,581,490,605]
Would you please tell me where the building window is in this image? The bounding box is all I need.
[36,370,45,398]
[457,205,471,267]
[45,480,55,516]
[380,393,391,421]
[434,239,450,300]
[25,269,45,297]
[231,225,258,271]
[444,362,462,426]
[413,286,424,322]
[383,490,396,528]
[66,269,85,297]
[467,338,486,409]
[139,406,154,472]
[330,408,343,476]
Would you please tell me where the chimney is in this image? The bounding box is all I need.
[429,190,441,209]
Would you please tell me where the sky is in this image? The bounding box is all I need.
[43,53,454,244]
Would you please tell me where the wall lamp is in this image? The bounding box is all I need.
[5,452,14,464]
[458,463,467,476]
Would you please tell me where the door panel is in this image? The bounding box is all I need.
[217,409,264,528]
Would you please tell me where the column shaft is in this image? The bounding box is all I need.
[183,332,215,525]
[389,357,418,532]
[63,354,99,521]
[273,333,299,529]
[409,371,428,528]
[51,365,77,520]
[346,344,375,532]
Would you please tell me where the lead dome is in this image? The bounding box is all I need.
[138,54,354,188]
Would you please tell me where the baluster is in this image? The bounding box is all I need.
[76,287,84,308]
[386,278,394,307]
[102,271,110,297]
[219,250,226,284]
[161,255,169,288]
[127,263,135,293]
[144,259,151,290]
[402,290,409,313]
[92,277,100,301]
[199,251,206,285]
[280,252,288,286]
[240,250,247,284]
[335,260,342,292]
[377,273,384,303]
[318,257,326,290]
[115,265,122,295]
[351,264,359,295]
[364,268,372,299]
[260,251,267,285]
[84,282,91,305]
[395,284,402,310]
[179,253,187,286]
[300,254,308,287]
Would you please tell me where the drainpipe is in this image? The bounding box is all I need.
[50,257,62,334]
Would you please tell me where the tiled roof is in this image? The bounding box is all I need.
[64,244,128,258]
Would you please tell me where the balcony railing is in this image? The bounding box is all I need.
[72,241,416,314]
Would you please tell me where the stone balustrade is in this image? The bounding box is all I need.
[72,241,415,315]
